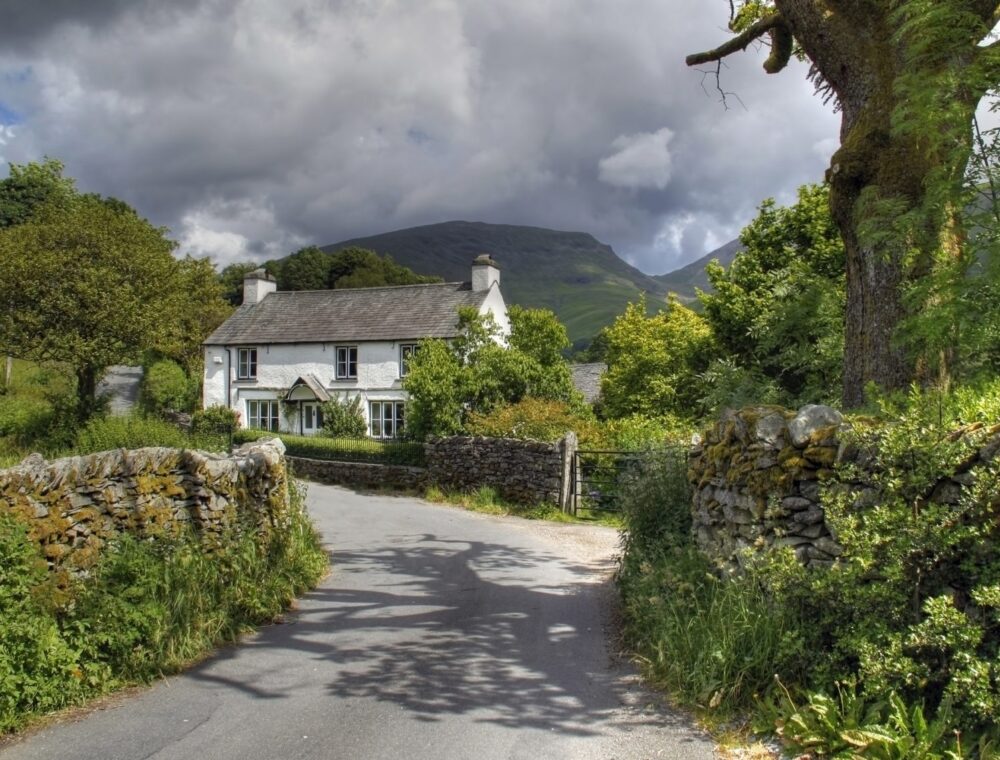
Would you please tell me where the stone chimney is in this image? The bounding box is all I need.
[471,254,500,292]
[243,268,277,305]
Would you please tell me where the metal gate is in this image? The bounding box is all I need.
[570,448,650,514]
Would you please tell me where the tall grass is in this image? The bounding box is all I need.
[616,448,808,714]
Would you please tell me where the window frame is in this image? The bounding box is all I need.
[335,345,358,380]
[399,343,419,378]
[247,399,279,431]
[237,347,258,380]
[369,400,405,439]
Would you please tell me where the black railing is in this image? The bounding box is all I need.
[233,429,426,467]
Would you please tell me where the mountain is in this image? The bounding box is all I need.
[653,238,743,301]
[320,221,666,342]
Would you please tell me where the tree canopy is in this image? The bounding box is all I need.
[599,295,715,420]
[0,193,179,418]
[700,183,844,405]
[688,0,1000,406]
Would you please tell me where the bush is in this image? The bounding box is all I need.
[0,515,86,732]
[320,396,366,438]
[466,398,602,444]
[142,360,192,414]
[74,414,228,454]
[191,405,238,436]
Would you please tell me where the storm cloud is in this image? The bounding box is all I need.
[0,0,841,274]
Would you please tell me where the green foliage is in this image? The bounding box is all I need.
[157,256,233,375]
[0,190,179,421]
[142,360,192,415]
[758,681,991,760]
[466,398,602,444]
[402,339,465,440]
[0,158,75,229]
[319,396,367,438]
[700,183,845,406]
[190,405,239,437]
[277,246,332,291]
[599,295,715,420]
[0,485,326,733]
[404,307,580,439]
[74,414,228,454]
[0,514,86,731]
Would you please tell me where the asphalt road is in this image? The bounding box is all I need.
[1,484,716,760]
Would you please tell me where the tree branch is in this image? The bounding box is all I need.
[686,12,786,69]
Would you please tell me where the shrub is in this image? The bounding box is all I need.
[191,405,238,436]
[466,398,602,444]
[142,360,192,414]
[320,396,366,438]
[0,514,86,732]
[74,413,228,454]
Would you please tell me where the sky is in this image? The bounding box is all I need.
[0,0,845,275]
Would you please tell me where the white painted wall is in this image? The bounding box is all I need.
[203,340,414,433]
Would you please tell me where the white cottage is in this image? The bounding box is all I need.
[202,255,509,438]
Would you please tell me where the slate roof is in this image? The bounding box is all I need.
[204,282,489,345]
[569,363,607,405]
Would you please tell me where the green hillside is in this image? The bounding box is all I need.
[320,221,667,342]
[653,238,743,301]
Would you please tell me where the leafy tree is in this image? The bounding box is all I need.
[319,396,367,438]
[700,183,845,404]
[688,1,1000,406]
[404,307,580,439]
[329,246,440,289]
[0,158,75,228]
[218,262,259,306]
[158,256,234,375]
[277,246,332,291]
[599,295,715,420]
[0,195,179,420]
[402,339,465,439]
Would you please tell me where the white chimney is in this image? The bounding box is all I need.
[471,254,500,292]
[243,268,277,305]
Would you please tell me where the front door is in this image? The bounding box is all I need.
[301,403,323,435]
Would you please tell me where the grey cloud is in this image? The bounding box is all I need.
[0,0,840,274]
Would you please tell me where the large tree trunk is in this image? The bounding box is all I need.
[76,365,100,423]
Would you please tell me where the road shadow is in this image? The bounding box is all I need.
[186,530,701,742]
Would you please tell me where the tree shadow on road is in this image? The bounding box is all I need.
[186,531,702,743]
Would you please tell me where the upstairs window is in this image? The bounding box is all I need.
[399,344,419,377]
[237,347,257,379]
[336,345,358,379]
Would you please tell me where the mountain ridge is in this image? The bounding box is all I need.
[312,220,740,342]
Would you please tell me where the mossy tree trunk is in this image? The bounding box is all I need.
[688,0,999,407]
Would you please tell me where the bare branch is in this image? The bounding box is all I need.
[686,12,786,69]
[695,60,748,111]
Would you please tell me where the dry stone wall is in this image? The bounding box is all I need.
[689,405,847,568]
[689,405,1000,569]
[0,439,289,573]
[287,456,427,492]
[425,435,573,507]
